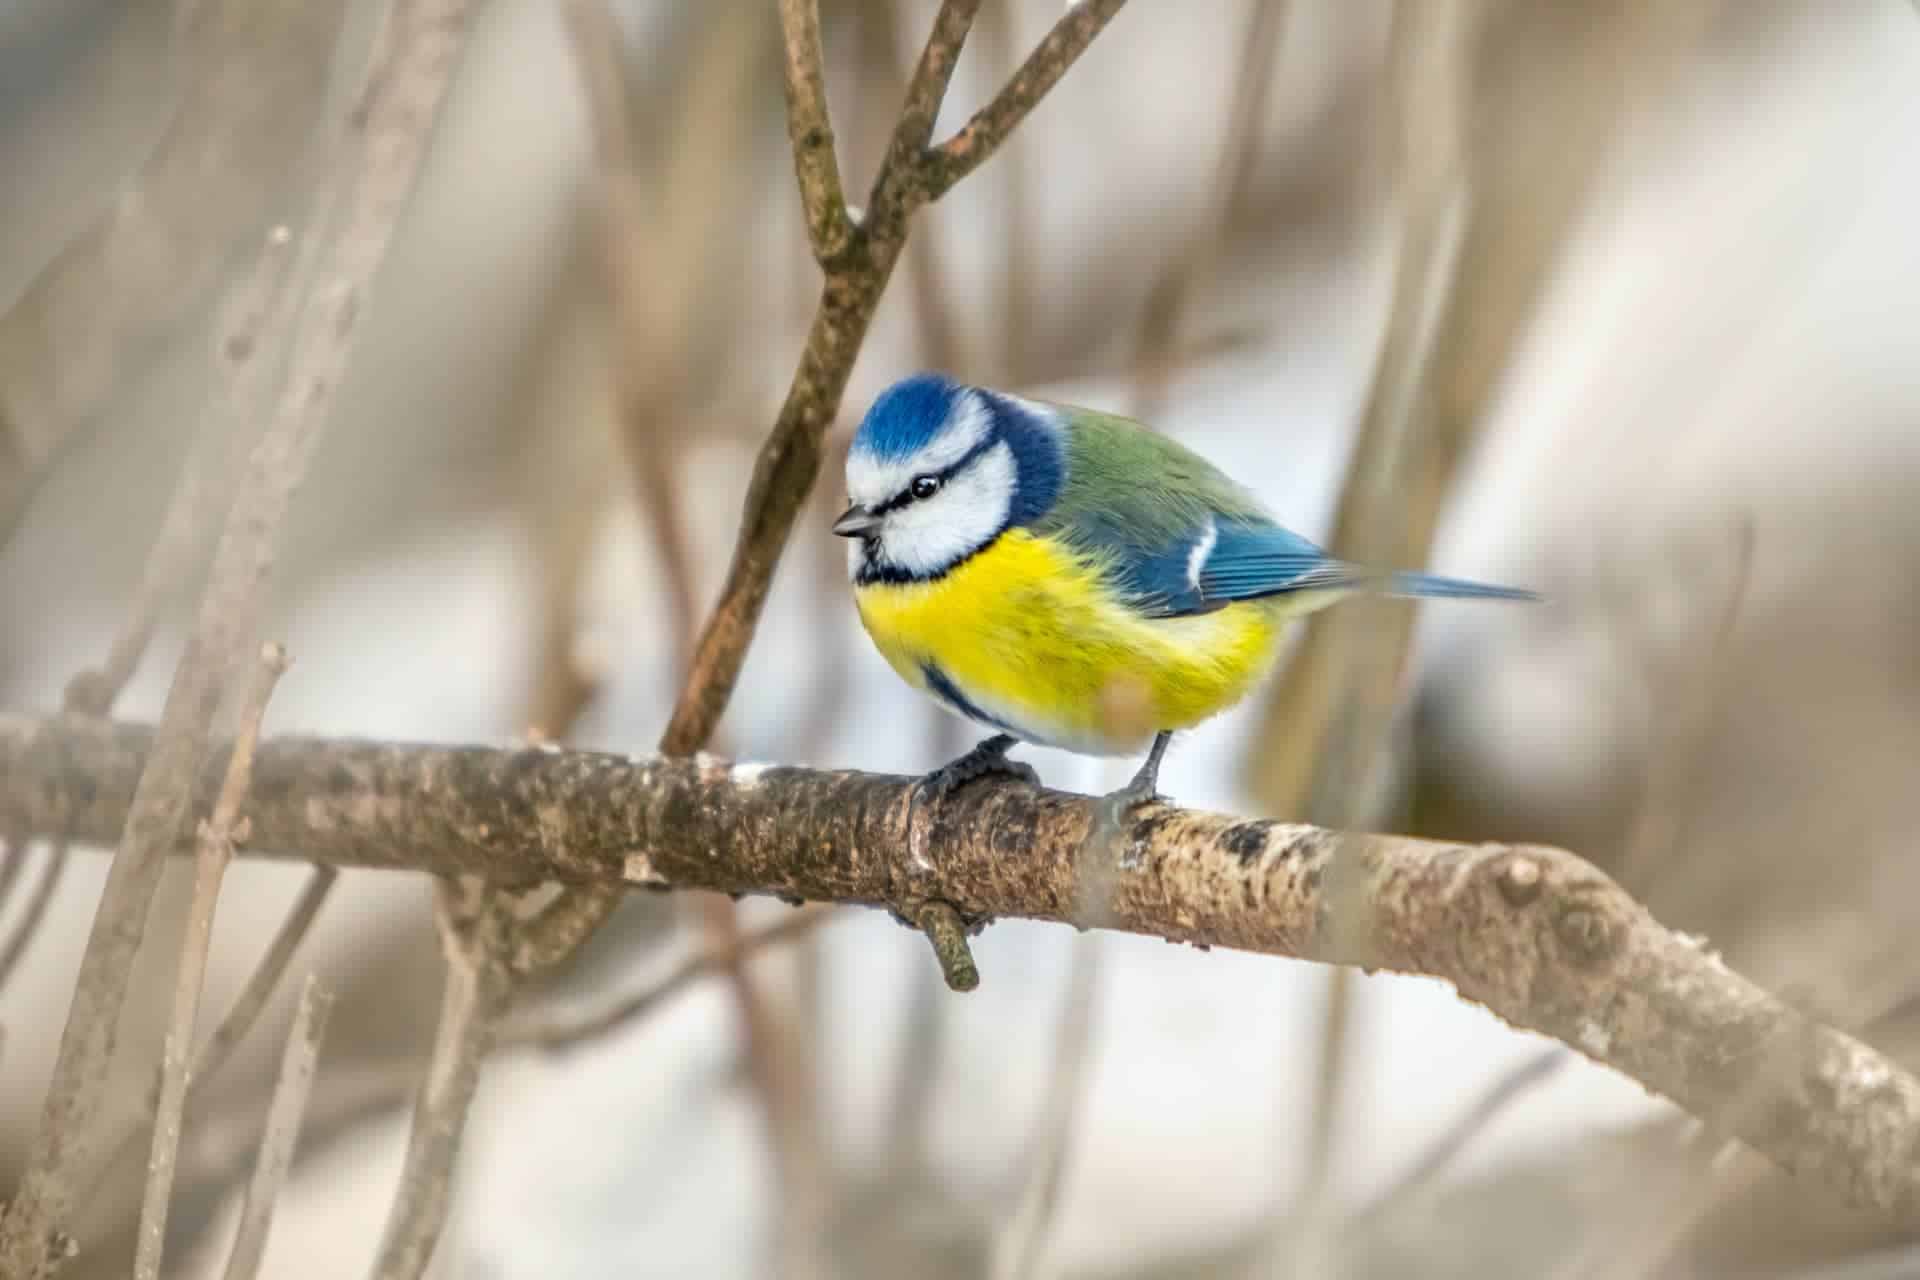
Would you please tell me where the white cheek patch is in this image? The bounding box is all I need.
[874,442,1015,577]
[846,389,993,509]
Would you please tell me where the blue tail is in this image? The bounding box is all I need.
[1380,570,1540,603]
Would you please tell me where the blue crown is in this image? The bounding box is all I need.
[852,373,962,461]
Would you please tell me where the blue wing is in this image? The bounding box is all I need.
[1110,517,1355,619]
[1107,516,1536,619]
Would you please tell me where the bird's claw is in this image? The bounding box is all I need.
[1095,772,1162,833]
[914,733,1037,811]
[1094,730,1172,828]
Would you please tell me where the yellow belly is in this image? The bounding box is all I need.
[853,529,1293,755]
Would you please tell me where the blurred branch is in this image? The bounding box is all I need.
[0,836,68,995]
[692,894,830,1278]
[61,222,307,720]
[979,0,1036,384]
[554,12,833,1273]
[0,0,351,547]
[93,864,338,1187]
[1352,1047,1566,1228]
[1246,0,1717,816]
[1620,517,1754,892]
[135,642,289,1280]
[779,0,855,261]
[1260,9,1479,1251]
[994,935,1102,1280]
[500,907,832,1052]
[1247,0,1475,825]
[1131,0,1289,421]
[369,880,514,1280]
[0,225,314,1040]
[10,717,1920,1220]
[0,835,28,936]
[0,0,475,1271]
[219,973,334,1280]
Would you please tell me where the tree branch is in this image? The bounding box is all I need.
[0,0,476,1270]
[660,0,1128,762]
[220,973,334,1280]
[918,0,1131,203]
[368,880,514,1280]
[777,0,855,261]
[4,713,1920,1220]
[499,908,831,1052]
[136,642,290,1280]
[869,0,984,222]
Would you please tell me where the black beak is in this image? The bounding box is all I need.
[833,505,880,538]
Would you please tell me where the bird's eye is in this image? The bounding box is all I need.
[910,474,941,500]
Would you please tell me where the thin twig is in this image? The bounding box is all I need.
[662,0,1132,761]
[1,224,313,1059]
[0,1,475,1268]
[874,0,986,211]
[0,838,69,994]
[994,935,1102,1280]
[0,832,32,925]
[1292,962,1357,1239]
[914,901,980,992]
[861,0,970,372]
[1252,8,1476,1257]
[558,0,755,691]
[368,881,515,1280]
[918,0,1131,203]
[1131,0,1289,421]
[500,908,832,1051]
[93,864,339,1185]
[778,0,856,261]
[629,7,1130,1266]
[220,973,335,1280]
[196,866,340,1107]
[135,642,290,1280]
[61,224,305,720]
[1353,1048,1567,1226]
[552,17,831,1268]
[0,0,353,549]
[695,893,830,1278]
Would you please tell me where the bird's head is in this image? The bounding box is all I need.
[838,373,1063,583]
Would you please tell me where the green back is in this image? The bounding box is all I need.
[1034,406,1270,551]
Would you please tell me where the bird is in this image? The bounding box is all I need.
[834,372,1536,814]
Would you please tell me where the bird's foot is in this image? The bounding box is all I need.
[1095,731,1173,829]
[896,735,1033,936]
[914,733,1038,811]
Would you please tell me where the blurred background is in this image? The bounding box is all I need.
[2,0,1919,1275]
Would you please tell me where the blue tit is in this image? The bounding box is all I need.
[833,373,1536,809]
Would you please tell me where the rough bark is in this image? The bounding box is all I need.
[2,711,1917,1221]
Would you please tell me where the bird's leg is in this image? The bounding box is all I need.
[916,732,1039,807]
[1102,731,1173,815]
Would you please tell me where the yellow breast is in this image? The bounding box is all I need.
[852,529,1288,755]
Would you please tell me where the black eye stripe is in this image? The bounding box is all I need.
[871,435,999,515]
